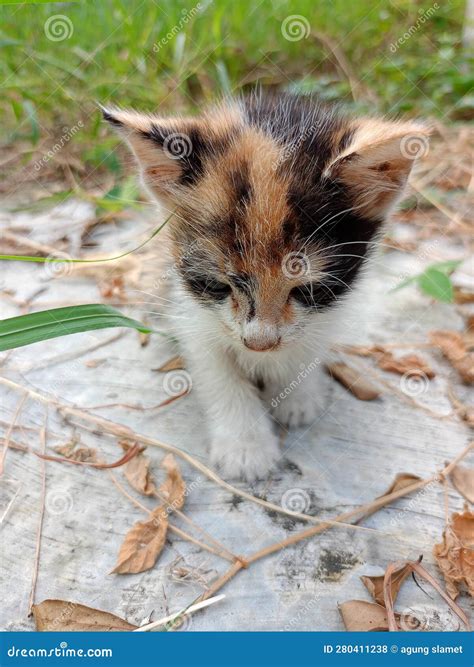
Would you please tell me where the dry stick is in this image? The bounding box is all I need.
[0,377,374,533]
[383,560,471,632]
[198,442,474,604]
[1,229,59,257]
[28,407,48,616]
[153,489,238,564]
[0,393,28,475]
[108,472,235,563]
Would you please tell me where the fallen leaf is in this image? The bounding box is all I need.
[326,362,380,400]
[158,453,186,510]
[377,352,435,379]
[430,330,474,385]
[33,599,137,631]
[454,288,474,304]
[449,464,474,504]
[54,442,97,463]
[154,355,186,372]
[338,600,398,631]
[111,505,168,574]
[433,509,474,599]
[358,473,422,522]
[361,563,412,607]
[84,358,105,368]
[380,472,423,496]
[125,453,157,496]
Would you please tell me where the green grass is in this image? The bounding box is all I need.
[1,0,471,153]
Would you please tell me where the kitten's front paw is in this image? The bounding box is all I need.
[270,392,319,428]
[210,425,280,482]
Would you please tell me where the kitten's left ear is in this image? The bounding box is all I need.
[100,106,206,201]
[325,119,431,220]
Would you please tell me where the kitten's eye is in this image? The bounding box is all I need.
[187,275,231,301]
[289,284,315,307]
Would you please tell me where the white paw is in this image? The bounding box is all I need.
[210,424,280,482]
[270,392,319,428]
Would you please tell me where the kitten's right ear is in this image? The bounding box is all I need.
[100,106,203,200]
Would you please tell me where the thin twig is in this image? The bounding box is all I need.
[133,594,226,632]
[198,442,474,604]
[0,377,374,533]
[108,472,235,563]
[0,393,28,475]
[28,407,48,616]
[34,442,141,469]
[153,489,238,564]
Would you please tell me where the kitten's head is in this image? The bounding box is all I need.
[103,93,429,352]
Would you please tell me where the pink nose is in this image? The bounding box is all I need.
[243,336,281,352]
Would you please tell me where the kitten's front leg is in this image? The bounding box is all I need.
[268,354,325,429]
[186,346,280,481]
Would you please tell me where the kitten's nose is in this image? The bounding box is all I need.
[243,336,281,351]
[242,320,281,351]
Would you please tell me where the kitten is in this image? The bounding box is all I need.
[103,92,429,481]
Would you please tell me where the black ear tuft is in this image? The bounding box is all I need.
[99,105,123,127]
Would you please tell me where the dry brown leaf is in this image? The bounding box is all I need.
[433,508,474,599]
[338,600,398,631]
[358,473,422,523]
[111,505,168,574]
[454,288,474,304]
[326,362,380,400]
[449,464,474,504]
[33,599,137,631]
[54,442,97,463]
[430,330,474,385]
[381,472,423,496]
[125,453,157,496]
[377,352,435,379]
[361,563,412,607]
[159,453,186,510]
[154,355,186,372]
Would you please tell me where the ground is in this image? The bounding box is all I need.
[0,126,472,631]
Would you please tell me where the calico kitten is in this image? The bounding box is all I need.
[103,92,428,481]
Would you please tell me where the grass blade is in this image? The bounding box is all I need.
[0,304,153,351]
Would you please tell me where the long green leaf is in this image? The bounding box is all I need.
[0,215,171,265]
[0,304,153,351]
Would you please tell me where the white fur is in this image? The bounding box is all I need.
[168,265,377,482]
